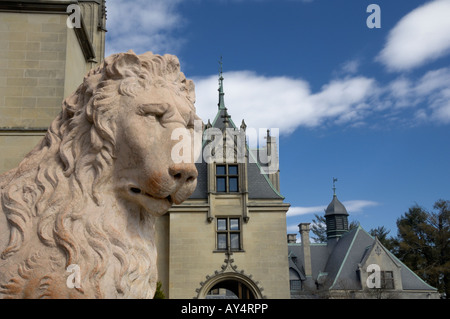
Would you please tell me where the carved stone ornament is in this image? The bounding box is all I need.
[0,51,200,298]
[195,252,266,299]
[375,245,382,256]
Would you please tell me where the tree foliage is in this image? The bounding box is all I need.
[394,199,450,298]
[310,213,327,243]
[153,281,165,299]
[310,213,359,243]
[369,226,395,251]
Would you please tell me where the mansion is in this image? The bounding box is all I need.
[0,0,440,299]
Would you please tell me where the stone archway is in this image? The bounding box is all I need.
[197,272,263,299]
[196,252,266,299]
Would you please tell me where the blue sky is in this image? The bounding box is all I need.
[105,0,450,238]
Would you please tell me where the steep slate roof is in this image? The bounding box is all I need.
[189,88,283,199]
[385,245,437,291]
[325,226,372,290]
[288,225,438,292]
[190,162,207,198]
[288,243,328,280]
[288,250,306,281]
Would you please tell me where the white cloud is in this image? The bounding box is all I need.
[286,200,379,218]
[377,0,450,71]
[103,1,450,131]
[415,67,450,123]
[339,59,360,75]
[342,200,380,214]
[193,66,450,133]
[386,66,450,123]
[105,0,184,56]
[193,72,377,134]
[286,205,326,217]
[286,224,300,233]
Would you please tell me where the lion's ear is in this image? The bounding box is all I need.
[104,51,141,79]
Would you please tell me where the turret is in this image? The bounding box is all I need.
[325,178,349,251]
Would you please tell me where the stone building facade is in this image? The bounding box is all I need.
[0,2,291,299]
[155,71,291,299]
[3,1,437,300]
[288,193,440,299]
[0,0,106,174]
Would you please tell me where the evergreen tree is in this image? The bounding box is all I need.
[311,213,327,243]
[369,226,395,251]
[394,199,450,298]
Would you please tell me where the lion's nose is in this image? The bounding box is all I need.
[169,163,198,184]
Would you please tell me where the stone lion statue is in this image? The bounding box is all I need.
[0,51,200,298]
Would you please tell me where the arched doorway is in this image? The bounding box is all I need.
[197,272,263,299]
[207,279,255,299]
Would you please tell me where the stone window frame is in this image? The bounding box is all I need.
[381,271,395,289]
[215,164,239,193]
[215,217,243,252]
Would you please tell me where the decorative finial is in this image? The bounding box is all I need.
[217,56,226,110]
[240,119,247,131]
[332,177,338,196]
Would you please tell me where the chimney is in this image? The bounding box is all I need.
[287,234,297,244]
[299,223,312,277]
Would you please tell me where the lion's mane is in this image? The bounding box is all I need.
[0,51,195,298]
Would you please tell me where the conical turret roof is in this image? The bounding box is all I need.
[325,195,349,216]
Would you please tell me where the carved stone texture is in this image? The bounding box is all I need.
[0,51,200,298]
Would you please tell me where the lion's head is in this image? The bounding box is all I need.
[0,51,200,298]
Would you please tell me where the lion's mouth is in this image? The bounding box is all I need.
[129,187,173,205]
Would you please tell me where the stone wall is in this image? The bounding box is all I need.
[157,208,290,299]
[0,13,68,129]
[0,6,104,174]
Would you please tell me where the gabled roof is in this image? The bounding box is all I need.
[385,246,438,291]
[325,226,370,290]
[359,236,401,268]
[190,90,283,199]
[189,161,207,199]
[288,250,306,281]
[289,225,438,292]
[288,243,328,280]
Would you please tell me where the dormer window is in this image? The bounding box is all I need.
[216,164,239,192]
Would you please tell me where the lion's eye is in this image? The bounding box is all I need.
[137,104,168,120]
[137,111,157,121]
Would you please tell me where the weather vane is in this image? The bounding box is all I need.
[332,177,338,196]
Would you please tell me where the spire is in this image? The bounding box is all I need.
[218,56,226,110]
